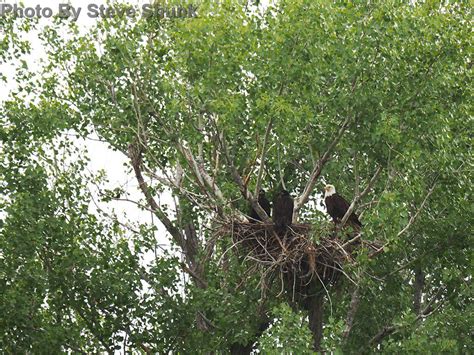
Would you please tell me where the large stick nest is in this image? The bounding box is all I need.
[219,221,380,308]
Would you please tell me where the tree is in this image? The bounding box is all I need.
[0,0,472,353]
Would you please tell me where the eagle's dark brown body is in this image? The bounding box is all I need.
[249,189,271,222]
[273,190,294,233]
[324,193,362,228]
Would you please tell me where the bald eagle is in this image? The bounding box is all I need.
[249,189,271,222]
[273,190,294,233]
[324,185,362,228]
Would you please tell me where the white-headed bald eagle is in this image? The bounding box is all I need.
[324,185,362,228]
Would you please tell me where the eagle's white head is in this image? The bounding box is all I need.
[324,184,336,197]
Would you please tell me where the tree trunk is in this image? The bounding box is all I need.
[413,266,424,315]
[308,293,325,351]
[230,343,253,355]
[229,320,270,355]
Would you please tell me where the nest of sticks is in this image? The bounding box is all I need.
[219,221,379,308]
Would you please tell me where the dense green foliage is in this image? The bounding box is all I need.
[1,0,472,353]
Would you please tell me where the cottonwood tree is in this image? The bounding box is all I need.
[0,1,472,353]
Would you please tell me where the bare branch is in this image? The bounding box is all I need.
[142,166,216,213]
[131,155,208,289]
[147,111,234,215]
[128,140,186,249]
[197,116,204,160]
[174,161,184,187]
[294,115,352,217]
[397,181,437,238]
[178,143,228,207]
[255,117,274,196]
[196,311,217,330]
[213,144,221,182]
[354,151,360,196]
[277,140,287,191]
[382,258,419,279]
[340,166,383,227]
[358,199,380,213]
[341,235,361,248]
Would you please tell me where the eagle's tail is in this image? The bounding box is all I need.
[350,214,363,228]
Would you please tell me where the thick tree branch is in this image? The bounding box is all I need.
[413,266,424,315]
[129,134,212,332]
[368,324,396,347]
[181,262,208,289]
[342,285,360,340]
[308,292,325,351]
[354,151,360,196]
[128,140,186,250]
[129,140,210,292]
[277,140,287,191]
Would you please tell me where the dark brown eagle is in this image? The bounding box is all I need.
[249,189,271,222]
[324,184,362,228]
[272,189,294,233]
